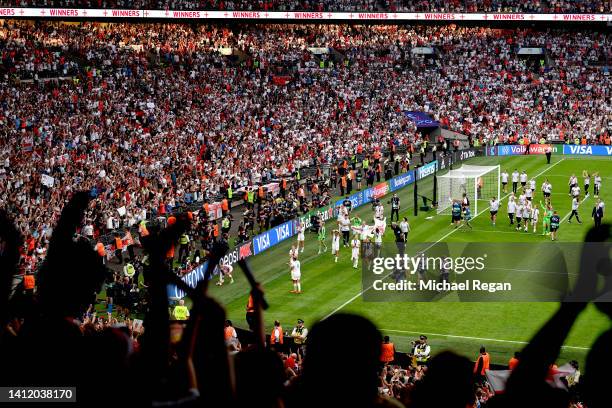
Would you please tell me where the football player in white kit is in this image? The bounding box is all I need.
[289,244,298,260]
[289,255,302,294]
[522,201,531,232]
[507,195,516,225]
[331,229,341,263]
[375,201,385,220]
[216,263,235,286]
[593,172,602,197]
[515,201,524,231]
[531,203,540,233]
[296,220,306,253]
[351,235,361,269]
[489,196,499,226]
[501,170,509,193]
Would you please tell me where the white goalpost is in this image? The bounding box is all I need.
[437,165,500,215]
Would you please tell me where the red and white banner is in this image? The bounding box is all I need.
[0,8,609,22]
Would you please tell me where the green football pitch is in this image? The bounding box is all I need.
[209,154,612,367]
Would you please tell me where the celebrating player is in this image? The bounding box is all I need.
[507,195,516,226]
[531,203,540,233]
[501,170,509,194]
[511,169,519,193]
[540,199,553,236]
[331,229,341,263]
[593,172,602,197]
[216,263,235,286]
[289,255,302,294]
[296,220,306,253]
[568,196,582,224]
[515,200,524,231]
[520,170,528,189]
[351,235,361,269]
[490,196,499,226]
[568,174,578,196]
[317,224,328,254]
[583,170,590,197]
[522,201,531,232]
[289,243,298,260]
[541,179,552,199]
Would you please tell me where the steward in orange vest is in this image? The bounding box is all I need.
[23,274,35,290]
[508,352,520,370]
[474,347,490,377]
[221,198,229,215]
[114,233,124,264]
[245,294,256,330]
[380,336,395,363]
[270,320,284,345]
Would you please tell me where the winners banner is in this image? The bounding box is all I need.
[0,8,609,22]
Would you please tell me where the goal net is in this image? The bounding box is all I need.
[437,165,500,215]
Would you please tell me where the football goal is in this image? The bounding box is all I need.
[437,165,500,215]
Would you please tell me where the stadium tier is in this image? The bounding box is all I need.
[0,13,610,408]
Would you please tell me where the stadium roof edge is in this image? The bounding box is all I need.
[0,8,610,23]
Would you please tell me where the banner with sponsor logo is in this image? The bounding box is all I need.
[455,148,477,162]
[487,144,610,156]
[528,144,559,155]
[167,262,207,299]
[416,160,438,180]
[297,205,335,229]
[335,190,367,212]
[389,170,415,192]
[220,241,253,267]
[253,219,295,255]
[168,241,253,299]
[496,145,527,156]
[563,145,612,156]
[0,8,608,22]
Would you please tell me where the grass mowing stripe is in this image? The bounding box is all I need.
[380,328,590,350]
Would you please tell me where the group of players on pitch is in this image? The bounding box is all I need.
[490,169,603,240]
[448,168,604,241]
[216,168,604,292]
[287,194,408,293]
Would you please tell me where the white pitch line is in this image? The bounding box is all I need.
[322,158,566,320]
[380,328,590,350]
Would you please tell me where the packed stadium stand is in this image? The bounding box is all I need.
[0,9,610,408]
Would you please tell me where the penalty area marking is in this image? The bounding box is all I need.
[322,158,566,320]
[380,328,589,350]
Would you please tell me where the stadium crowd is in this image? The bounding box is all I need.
[1,21,610,274]
[0,0,610,13]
